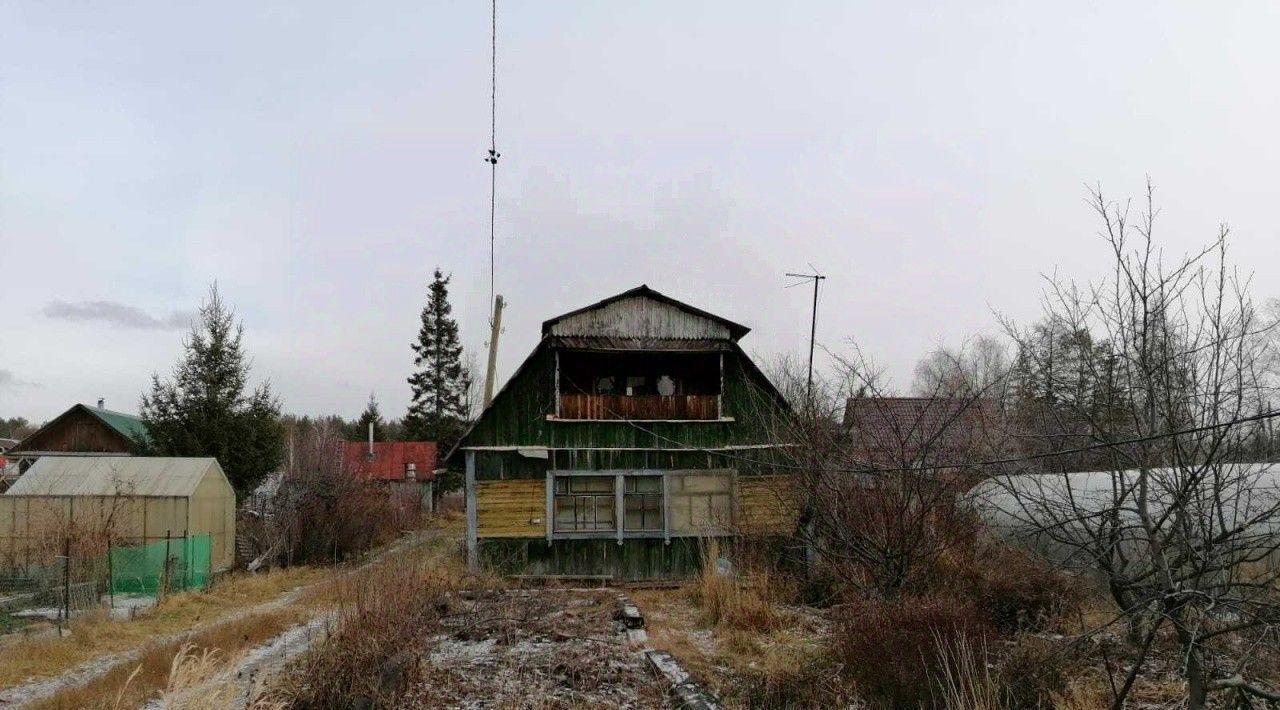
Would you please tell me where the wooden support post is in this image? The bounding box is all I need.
[615,473,624,546]
[465,451,478,572]
[545,469,554,543]
[662,474,671,545]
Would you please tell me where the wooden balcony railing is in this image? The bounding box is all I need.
[557,394,720,420]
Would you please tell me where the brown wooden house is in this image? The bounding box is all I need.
[5,402,149,479]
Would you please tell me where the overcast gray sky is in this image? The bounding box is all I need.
[3,2,1278,422]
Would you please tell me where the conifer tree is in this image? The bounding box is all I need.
[348,392,387,441]
[138,284,283,498]
[404,269,472,453]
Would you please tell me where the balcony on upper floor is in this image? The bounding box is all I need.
[553,350,724,421]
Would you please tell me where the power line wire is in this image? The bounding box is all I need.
[609,403,1280,476]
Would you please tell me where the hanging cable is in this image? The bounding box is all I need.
[603,395,1280,476]
[485,0,500,317]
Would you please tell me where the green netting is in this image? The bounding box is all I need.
[110,534,212,595]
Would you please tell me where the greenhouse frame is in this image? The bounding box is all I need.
[0,456,236,572]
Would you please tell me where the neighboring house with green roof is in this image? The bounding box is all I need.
[5,400,150,478]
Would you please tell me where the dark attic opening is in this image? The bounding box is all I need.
[556,350,722,420]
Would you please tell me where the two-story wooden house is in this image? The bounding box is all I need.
[449,285,796,580]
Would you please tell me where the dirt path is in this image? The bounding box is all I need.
[0,585,312,709]
[224,612,333,709]
[140,611,336,710]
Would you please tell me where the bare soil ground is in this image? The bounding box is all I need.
[402,588,668,709]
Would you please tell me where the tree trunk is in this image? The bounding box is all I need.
[1174,619,1209,710]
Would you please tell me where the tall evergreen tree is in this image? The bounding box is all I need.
[347,392,387,441]
[138,285,283,498]
[404,269,472,454]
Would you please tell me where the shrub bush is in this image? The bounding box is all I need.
[827,594,992,709]
[254,423,423,567]
[997,635,1072,710]
[937,540,1081,633]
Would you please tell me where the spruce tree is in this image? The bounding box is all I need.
[138,284,283,498]
[348,392,387,441]
[404,269,472,453]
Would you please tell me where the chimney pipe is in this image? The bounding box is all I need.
[368,421,374,456]
[97,398,105,409]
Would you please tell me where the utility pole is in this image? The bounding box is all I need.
[786,271,826,402]
[483,295,505,408]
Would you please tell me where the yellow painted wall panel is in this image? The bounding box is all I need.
[477,479,545,538]
[737,476,798,536]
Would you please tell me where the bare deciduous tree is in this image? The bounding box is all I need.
[985,183,1280,708]
[754,348,1006,597]
[911,335,1011,399]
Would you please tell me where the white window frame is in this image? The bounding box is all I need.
[545,468,736,543]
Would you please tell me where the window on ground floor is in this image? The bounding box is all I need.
[553,476,615,532]
[668,472,734,534]
[623,476,663,532]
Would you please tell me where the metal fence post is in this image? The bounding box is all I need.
[107,538,115,610]
[62,536,70,625]
[163,529,172,601]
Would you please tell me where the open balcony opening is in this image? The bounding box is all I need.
[556,350,722,420]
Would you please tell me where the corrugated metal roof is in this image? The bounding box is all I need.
[339,441,437,481]
[542,285,750,341]
[6,456,224,498]
[84,405,150,444]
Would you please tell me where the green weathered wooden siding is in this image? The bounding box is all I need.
[478,535,797,580]
[459,343,782,454]
[474,450,547,480]
[462,345,555,448]
[479,537,709,579]
[457,325,797,579]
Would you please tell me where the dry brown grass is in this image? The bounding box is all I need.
[155,643,237,710]
[691,570,782,631]
[1050,675,1112,710]
[0,566,325,690]
[636,585,841,708]
[431,508,465,532]
[687,540,795,632]
[933,634,1004,710]
[31,606,305,709]
[265,535,476,707]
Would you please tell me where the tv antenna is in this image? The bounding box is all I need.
[785,267,826,401]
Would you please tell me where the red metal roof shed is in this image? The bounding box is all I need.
[340,441,437,482]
